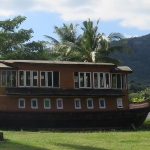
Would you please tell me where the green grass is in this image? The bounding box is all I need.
[1,119,150,150]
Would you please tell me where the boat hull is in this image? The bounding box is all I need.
[0,107,149,129]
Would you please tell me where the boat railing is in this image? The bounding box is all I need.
[129,102,149,109]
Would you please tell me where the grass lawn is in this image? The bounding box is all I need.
[1,119,150,150]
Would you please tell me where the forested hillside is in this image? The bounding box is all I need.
[115,34,150,85]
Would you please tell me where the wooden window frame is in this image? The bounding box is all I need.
[44,98,51,109]
[99,98,106,109]
[112,74,126,89]
[31,98,38,109]
[93,72,110,89]
[74,72,91,89]
[56,98,63,109]
[18,98,25,108]
[74,98,81,109]
[117,98,123,108]
[40,71,60,88]
[87,98,94,109]
[18,70,38,87]
[1,70,17,87]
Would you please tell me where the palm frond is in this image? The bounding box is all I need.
[108,33,125,42]
[44,35,59,44]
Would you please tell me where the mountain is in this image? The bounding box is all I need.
[115,34,150,85]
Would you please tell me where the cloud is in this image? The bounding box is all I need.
[0,0,150,30]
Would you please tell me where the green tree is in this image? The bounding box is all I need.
[44,23,83,61]
[0,16,33,55]
[80,19,132,64]
[0,16,51,60]
[45,19,132,64]
[0,41,51,60]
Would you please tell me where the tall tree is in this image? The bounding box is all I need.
[0,41,52,60]
[0,16,33,55]
[0,16,51,60]
[45,19,132,64]
[80,19,132,64]
[44,23,83,61]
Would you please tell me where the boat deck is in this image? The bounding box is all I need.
[129,102,149,109]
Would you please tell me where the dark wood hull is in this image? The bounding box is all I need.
[0,106,149,130]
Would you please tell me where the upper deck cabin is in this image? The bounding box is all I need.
[0,60,132,112]
[0,60,132,89]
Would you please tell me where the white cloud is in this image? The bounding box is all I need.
[0,0,150,30]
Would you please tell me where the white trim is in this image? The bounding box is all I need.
[40,71,60,87]
[18,70,25,87]
[79,72,91,88]
[56,98,63,109]
[117,98,123,108]
[74,72,91,89]
[31,98,38,109]
[1,70,17,87]
[87,98,94,109]
[18,98,25,108]
[18,70,38,87]
[99,98,106,109]
[32,71,38,87]
[74,98,81,109]
[93,72,110,89]
[74,72,79,89]
[44,98,51,109]
[112,73,126,89]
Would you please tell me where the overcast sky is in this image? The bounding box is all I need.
[0,0,150,42]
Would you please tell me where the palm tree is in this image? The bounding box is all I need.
[80,19,132,64]
[45,19,132,64]
[44,23,83,61]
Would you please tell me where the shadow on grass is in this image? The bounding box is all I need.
[0,139,50,150]
[54,143,108,150]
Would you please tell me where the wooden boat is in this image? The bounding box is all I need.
[0,60,149,129]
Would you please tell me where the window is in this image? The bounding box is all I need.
[87,98,93,109]
[74,72,79,88]
[74,72,91,88]
[117,98,123,108]
[18,71,38,87]
[31,98,38,109]
[53,71,60,87]
[40,71,59,87]
[93,72,110,88]
[18,98,25,108]
[56,98,63,109]
[99,98,106,108]
[44,98,51,109]
[74,98,81,109]
[1,70,16,87]
[112,74,126,89]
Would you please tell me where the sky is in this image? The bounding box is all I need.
[0,0,150,42]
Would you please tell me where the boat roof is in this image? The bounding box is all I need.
[0,60,116,66]
[111,66,132,73]
[0,63,14,68]
[0,60,132,73]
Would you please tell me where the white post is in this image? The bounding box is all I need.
[91,51,96,63]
